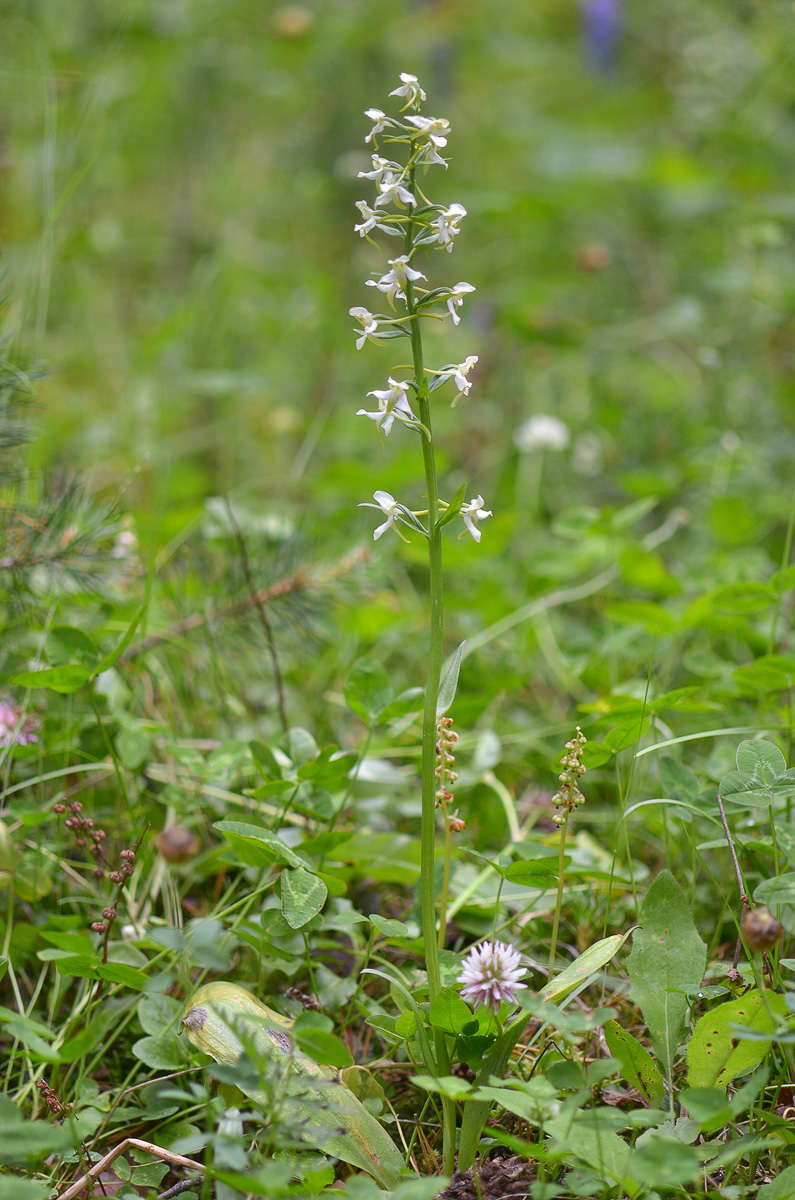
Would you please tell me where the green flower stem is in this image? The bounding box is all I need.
[405,168,455,1175]
[548,812,568,974]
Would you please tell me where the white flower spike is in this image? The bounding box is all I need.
[446,282,475,326]
[389,72,426,108]
[435,203,467,252]
[374,172,417,210]
[406,115,451,149]
[357,377,417,436]
[457,940,527,1012]
[349,307,384,350]
[359,490,404,541]
[459,495,492,543]
[366,255,426,308]
[437,355,478,405]
[364,108,388,143]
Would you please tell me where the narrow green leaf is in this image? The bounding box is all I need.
[436,482,467,530]
[436,641,466,718]
[93,605,147,675]
[604,1018,664,1107]
[10,664,92,694]
[541,932,633,1003]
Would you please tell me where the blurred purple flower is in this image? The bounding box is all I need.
[0,700,39,748]
[581,0,623,74]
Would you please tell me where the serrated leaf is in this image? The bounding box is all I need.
[687,990,786,1087]
[627,871,706,1082]
[437,641,466,719]
[281,867,327,928]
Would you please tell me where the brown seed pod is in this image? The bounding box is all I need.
[742,907,783,952]
[156,826,201,863]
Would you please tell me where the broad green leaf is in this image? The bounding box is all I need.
[545,1110,639,1196]
[344,658,392,725]
[436,641,466,718]
[736,739,787,784]
[627,871,707,1083]
[504,860,558,886]
[711,582,773,615]
[132,1032,190,1070]
[214,821,305,869]
[281,866,327,929]
[719,769,774,809]
[97,962,148,990]
[687,990,786,1088]
[604,718,650,752]
[411,1074,472,1100]
[628,1135,703,1189]
[10,664,92,694]
[293,1026,353,1068]
[659,756,699,803]
[379,686,425,723]
[757,1163,795,1200]
[369,914,409,938]
[604,1019,664,1107]
[428,988,473,1036]
[541,932,633,1003]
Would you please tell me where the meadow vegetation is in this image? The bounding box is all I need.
[3,2,795,1197]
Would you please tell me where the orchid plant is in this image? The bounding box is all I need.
[350,71,500,1173]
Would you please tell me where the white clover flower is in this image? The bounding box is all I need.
[357,377,417,436]
[446,281,475,326]
[357,155,394,184]
[406,114,451,149]
[364,108,388,143]
[374,171,417,210]
[359,490,403,541]
[389,72,426,108]
[457,940,527,1012]
[349,306,385,350]
[354,200,381,237]
[513,414,570,453]
[434,203,467,252]
[459,495,492,543]
[438,354,478,405]
[366,255,426,307]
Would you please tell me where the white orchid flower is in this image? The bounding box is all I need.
[364,108,388,143]
[374,171,416,210]
[446,281,475,325]
[406,115,451,149]
[437,355,478,405]
[459,495,492,544]
[357,155,393,184]
[366,255,426,307]
[356,377,417,436]
[388,72,426,108]
[435,203,467,252]
[416,140,449,170]
[359,490,405,541]
[354,200,381,237]
[349,306,385,350]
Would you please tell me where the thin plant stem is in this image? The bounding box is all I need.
[716,791,750,970]
[405,163,454,1176]
[438,809,452,950]
[548,812,568,974]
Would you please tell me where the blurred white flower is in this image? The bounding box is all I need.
[406,115,451,149]
[459,495,492,544]
[374,172,416,210]
[349,306,384,350]
[434,203,467,251]
[366,255,426,307]
[354,200,381,237]
[514,414,570,453]
[446,281,475,326]
[572,431,602,476]
[457,940,527,1011]
[389,72,426,107]
[359,490,403,541]
[357,377,416,436]
[364,108,388,143]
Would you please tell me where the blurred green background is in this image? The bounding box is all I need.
[4,0,795,756]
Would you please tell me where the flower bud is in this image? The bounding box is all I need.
[156,826,202,863]
[102,907,117,921]
[91,922,107,934]
[742,907,782,952]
